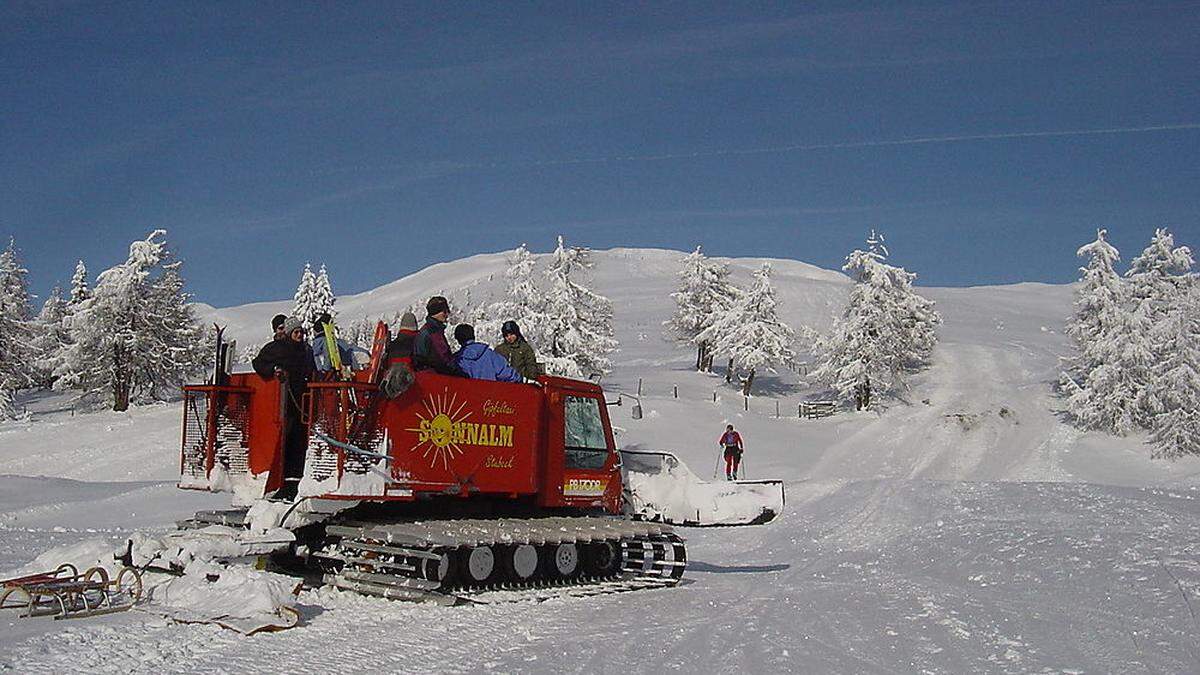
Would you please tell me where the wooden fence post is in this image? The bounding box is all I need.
[673,385,678,399]
[637,378,642,396]
[744,396,749,411]
[775,400,780,418]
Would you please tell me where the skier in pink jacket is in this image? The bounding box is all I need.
[719,424,744,480]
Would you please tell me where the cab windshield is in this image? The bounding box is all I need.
[563,395,609,470]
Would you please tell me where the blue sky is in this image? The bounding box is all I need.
[3,1,1198,307]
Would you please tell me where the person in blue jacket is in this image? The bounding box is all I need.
[311,313,368,373]
[453,324,523,382]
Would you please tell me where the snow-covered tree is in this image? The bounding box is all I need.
[343,316,377,350]
[292,263,319,329]
[1147,285,1200,458]
[1065,230,1124,367]
[0,384,14,421]
[697,263,795,395]
[483,244,549,347]
[1127,229,1194,318]
[1125,229,1194,424]
[32,285,71,387]
[812,230,941,404]
[55,230,207,411]
[313,264,337,322]
[0,239,37,391]
[69,260,91,305]
[534,236,617,378]
[1061,229,1144,435]
[666,246,740,371]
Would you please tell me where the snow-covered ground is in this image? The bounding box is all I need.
[3,248,1199,673]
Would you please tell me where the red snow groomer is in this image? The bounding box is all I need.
[179,354,686,602]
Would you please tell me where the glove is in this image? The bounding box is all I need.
[524,378,543,388]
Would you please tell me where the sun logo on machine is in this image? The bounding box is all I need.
[404,389,473,469]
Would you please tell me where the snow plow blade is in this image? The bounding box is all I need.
[619,450,784,526]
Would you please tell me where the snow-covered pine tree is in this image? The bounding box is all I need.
[54,230,207,411]
[666,246,740,372]
[536,236,617,378]
[313,264,337,322]
[0,383,13,421]
[32,285,71,387]
[344,316,376,349]
[1065,229,1123,372]
[484,244,548,349]
[1125,228,1194,425]
[812,230,941,404]
[696,263,795,395]
[292,263,319,329]
[1062,229,1143,435]
[1147,285,1200,458]
[69,260,91,305]
[138,258,207,399]
[0,239,37,392]
[48,260,92,389]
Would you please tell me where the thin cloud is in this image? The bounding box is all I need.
[477,123,1200,169]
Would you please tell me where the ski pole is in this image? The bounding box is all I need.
[713,450,722,479]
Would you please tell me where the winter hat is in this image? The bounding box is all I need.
[313,312,332,330]
[426,296,450,316]
[454,323,475,345]
[501,320,522,339]
[271,314,287,331]
[399,311,419,332]
[282,316,304,335]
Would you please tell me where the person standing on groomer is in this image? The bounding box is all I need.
[252,316,313,499]
[412,296,466,377]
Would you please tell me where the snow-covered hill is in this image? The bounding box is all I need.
[3,247,1199,673]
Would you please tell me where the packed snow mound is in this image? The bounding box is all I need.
[146,562,301,635]
[11,538,125,579]
[621,450,783,525]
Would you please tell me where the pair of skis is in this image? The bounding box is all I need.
[211,324,236,386]
[321,319,390,382]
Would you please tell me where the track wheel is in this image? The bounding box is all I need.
[421,551,451,583]
[585,541,621,577]
[553,543,580,578]
[507,544,538,581]
[465,546,495,584]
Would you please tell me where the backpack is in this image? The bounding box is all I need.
[380,361,415,399]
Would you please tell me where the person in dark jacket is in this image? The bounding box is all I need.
[453,324,522,382]
[385,311,419,366]
[271,313,287,341]
[493,320,543,381]
[380,311,420,398]
[252,316,313,499]
[412,296,466,377]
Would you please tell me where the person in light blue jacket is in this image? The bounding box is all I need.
[453,324,523,382]
[311,313,368,372]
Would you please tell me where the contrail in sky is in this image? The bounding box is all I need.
[488,122,1200,168]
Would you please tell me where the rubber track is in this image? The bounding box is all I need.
[316,516,687,604]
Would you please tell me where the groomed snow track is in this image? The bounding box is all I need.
[315,516,687,605]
